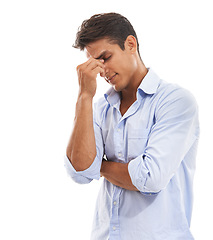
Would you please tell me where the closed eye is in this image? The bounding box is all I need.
[103,56,111,62]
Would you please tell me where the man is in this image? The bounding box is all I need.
[64,13,199,240]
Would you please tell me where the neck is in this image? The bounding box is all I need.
[121,61,148,103]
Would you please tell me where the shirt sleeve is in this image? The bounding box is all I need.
[128,87,200,194]
[64,103,104,184]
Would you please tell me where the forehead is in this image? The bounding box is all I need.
[85,38,118,59]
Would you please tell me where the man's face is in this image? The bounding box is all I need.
[85,38,138,92]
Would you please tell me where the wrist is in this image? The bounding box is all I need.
[78,91,94,102]
[75,92,94,117]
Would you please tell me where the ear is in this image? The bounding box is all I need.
[124,35,137,53]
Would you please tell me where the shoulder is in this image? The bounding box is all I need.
[154,80,199,123]
[156,80,198,110]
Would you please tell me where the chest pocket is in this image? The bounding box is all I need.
[127,128,149,160]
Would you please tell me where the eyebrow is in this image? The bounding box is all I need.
[95,50,110,60]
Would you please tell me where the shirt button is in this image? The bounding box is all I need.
[113,201,117,205]
[113,226,116,231]
[118,153,122,157]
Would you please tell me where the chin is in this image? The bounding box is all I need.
[113,82,128,92]
[113,85,122,92]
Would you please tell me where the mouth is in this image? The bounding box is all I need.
[105,73,117,84]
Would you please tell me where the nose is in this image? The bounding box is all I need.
[100,62,109,78]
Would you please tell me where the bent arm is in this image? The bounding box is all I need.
[100,160,138,191]
[66,58,105,173]
[66,93,96,171]
[101,88,199,193]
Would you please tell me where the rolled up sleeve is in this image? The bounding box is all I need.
[128,88,199,194]
[64,152,101,184]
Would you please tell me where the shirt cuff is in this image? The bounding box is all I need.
[64,155,101,184]
[128,155,158,195]
[128,155,148,192]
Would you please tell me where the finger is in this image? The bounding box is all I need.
[92,66,105,76]
[100,71,106,78]
[88,59,105,71]
[77,58,105,74]
[84,57,101,68]
[76,58,93,71]
[85,57,94,66]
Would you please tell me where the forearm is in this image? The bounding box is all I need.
[66,93,96,171]
[100,160,139,191]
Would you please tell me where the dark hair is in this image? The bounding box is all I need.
[73,12,141,57]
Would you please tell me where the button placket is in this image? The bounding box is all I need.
[115,123,124,160]
[109,187,122,239]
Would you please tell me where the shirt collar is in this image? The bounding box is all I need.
[138,68,160,94]
[104,68,160,105]
[104,87,120,106]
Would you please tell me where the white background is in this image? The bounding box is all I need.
[0,0,212,239]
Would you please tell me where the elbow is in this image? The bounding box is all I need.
[71,175,93,184]
[144,182,164,194]
[66,145,75,166]
[66,148,96,172]
[135,172,169,194]
[129,155,172,194]
[66,147,72,163]
[143,175,170,194]
[65,149,78,171]
[64,155,93,184]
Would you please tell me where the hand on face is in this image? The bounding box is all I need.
[76,58,106,98]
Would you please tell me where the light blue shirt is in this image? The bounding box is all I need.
[64,69,200,240]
